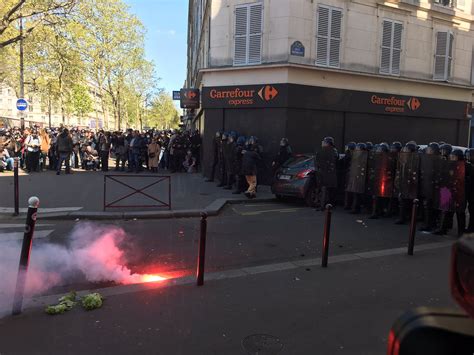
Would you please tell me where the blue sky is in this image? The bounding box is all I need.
[124,0,188,96]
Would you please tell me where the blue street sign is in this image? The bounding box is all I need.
[16,98,28,111]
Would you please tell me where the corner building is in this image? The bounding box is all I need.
[186,0,474,178]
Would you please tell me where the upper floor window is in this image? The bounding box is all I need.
[316,5,342,68]
[233,2,263,66]
[433,0,454,7]
[380,20,403,76]
[434,31,454,81]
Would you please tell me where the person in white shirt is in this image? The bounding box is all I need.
[25,130,42,172]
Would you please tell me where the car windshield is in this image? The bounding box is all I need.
[283,156,314,169]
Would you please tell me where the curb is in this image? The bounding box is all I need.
[1,197,276,221]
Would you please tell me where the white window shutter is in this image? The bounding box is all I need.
[316,6,341,68]
[392,22,403,75]
[248,3,263,64]
[434,32,448,80]
[329,9,342,67]
[380,21,393,74]
[234,6,248,66]
[316,6,330,66]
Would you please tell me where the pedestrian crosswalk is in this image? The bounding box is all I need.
[0,223,55,242]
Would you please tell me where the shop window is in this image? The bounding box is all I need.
[433,0,454,7]
[380,20,403,75]
[434,31,454,81]
[316,5,342,68]
[233,2,263,66]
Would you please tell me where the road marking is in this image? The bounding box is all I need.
[24,241,452,310]
[0,224,55,229]
[0,229,54,242]
[240,208,304,216]
[0,207,82,213]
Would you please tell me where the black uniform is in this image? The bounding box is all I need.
[315,145,338,208]
[206,132,221,182]
[346,144,368,214]
[369,144,396,219]
[418,144,441,231]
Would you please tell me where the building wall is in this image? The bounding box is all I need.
[206,0,474,87]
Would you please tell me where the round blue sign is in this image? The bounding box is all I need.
[16,98,28,111]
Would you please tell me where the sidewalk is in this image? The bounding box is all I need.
[0,246,456,355]
[0,169,274,219]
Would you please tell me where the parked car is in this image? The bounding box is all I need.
[271,154,320,207]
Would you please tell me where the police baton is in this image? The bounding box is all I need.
[321,204,333,268]
[13,157,20,216]
[12,196,40,315]
[196,212,207,286]
[408,199,419,256]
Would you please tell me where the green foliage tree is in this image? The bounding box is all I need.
[147,92,180,130]
[68,84,92,125]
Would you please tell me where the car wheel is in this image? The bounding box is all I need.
[305,184,320,207]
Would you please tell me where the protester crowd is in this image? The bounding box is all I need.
[0,126,202,175]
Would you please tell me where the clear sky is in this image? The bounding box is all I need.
[124,0,188,95]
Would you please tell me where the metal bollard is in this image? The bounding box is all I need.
[196,212,208,286]
[321,204,333,268]
[407,199,419,256]
[12,196,40,315]
[13,158,19,216]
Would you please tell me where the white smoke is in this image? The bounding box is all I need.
[0,223,143,318]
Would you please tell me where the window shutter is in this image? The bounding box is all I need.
[316,6,330,66]
[248,3,262,65]
[380,21,393,74]
[392,22,402,75]
[434,31,453,81]
[316,6,341,67]
[329,9,342,67]
[234,6,248,66]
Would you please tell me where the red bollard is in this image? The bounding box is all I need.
[196,212,208,286]
[321,204,333,268]
[408,199,419,256]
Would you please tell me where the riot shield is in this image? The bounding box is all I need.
[419,154,441,202]
[345,150,368,194]
[372,151,396,198]
[366,150,376,195]
[437,160,465,212]
[315,147,338,188]
[394,152,420,200]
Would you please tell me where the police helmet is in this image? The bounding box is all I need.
[237,136,247,146]
[221,132,229,140]
[465,148,474,163]
[215,131,222,138]
[376,142,389,153]
[440,143,453,157]
[365,142,374,151]
[280,138,289,147]
[355,142,367,151]
[248,136,258,145]
[322,136,335,147]
[345,142,356,152]
[402,142,417,153]
[391,141,402,152]
[449,149,464,161]
[426,142,440,155]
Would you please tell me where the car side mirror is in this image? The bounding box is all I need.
[387,235,474,355]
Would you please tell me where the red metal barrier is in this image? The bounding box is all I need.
[103,174,171,211]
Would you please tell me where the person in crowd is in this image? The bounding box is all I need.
[242,137,261,199]
[24,129,41,173]
[0,145,14,171]
[148,136,161,173]
[98,131,110,172]
[39,128,51,170]
[83,144,99,171]
[56,128,73,175]
[271,138,292,174]
[113,132,128,171]
[183,149,197,173]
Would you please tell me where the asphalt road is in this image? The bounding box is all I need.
[0,202,454,295]
[0,246,458,355]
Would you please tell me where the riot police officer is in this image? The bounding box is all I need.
[433,149,466,237]
[224,132,237,190]
[346,143,368,214]
[465,148,474,233]
[315,137,339,209]
[217,132,228,187]
[394,141,420,224]
[369,142,396,219]
[232,136,247,194]
[419,142,441,232]
[206,131,222,182]
[272,138,292,174]
[343,142,356,210]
